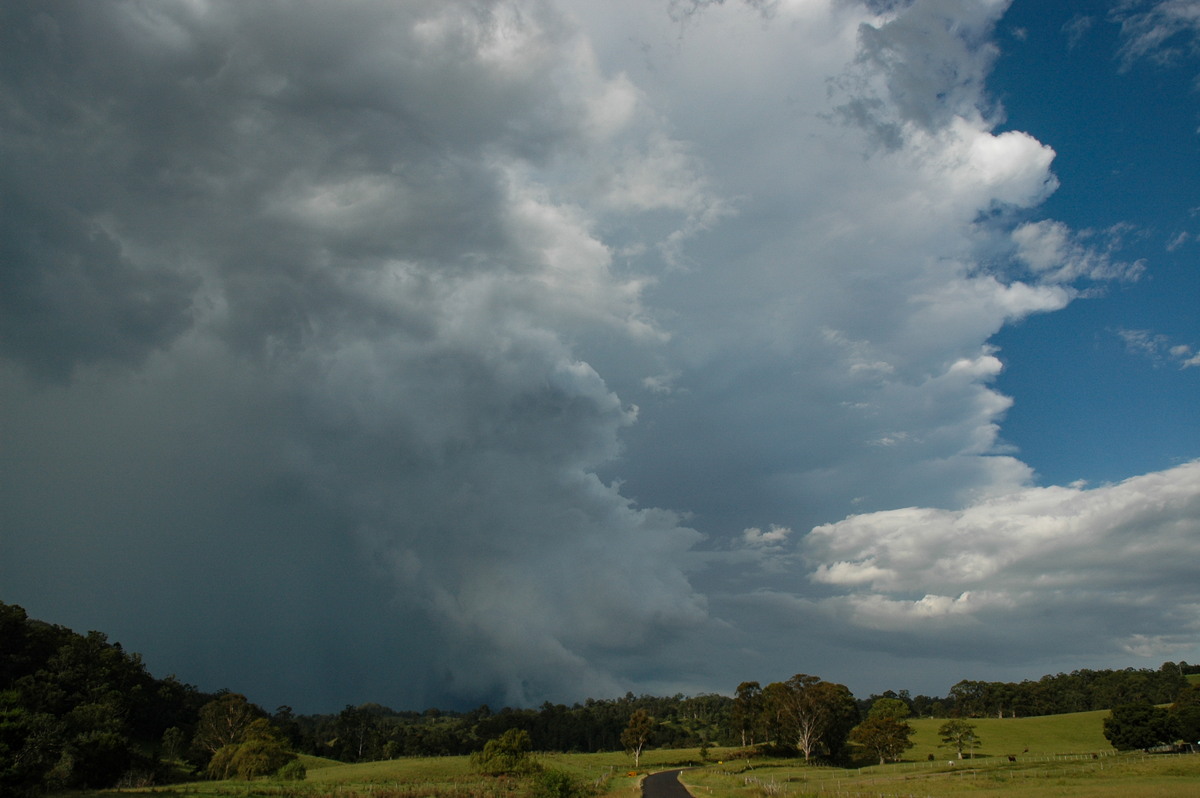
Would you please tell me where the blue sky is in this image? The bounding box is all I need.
[989,0,1199,486]
[1,0,1198,714]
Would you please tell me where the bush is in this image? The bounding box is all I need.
[206,739,295,780]
[204,715,297,780]
[206,744,238,780]
[533,768,592,798]
[277,758,307,781]
[471,729,540,776]
[59,730,134,789]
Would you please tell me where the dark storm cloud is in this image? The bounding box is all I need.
[0,4,200,379]
[0,194,196,380]
[0,0,709,710]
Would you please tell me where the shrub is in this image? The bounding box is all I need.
[277,758,307,781]
[205,715,296,780]
[206,739,295,780]
[533,768,592,798]
[471,729,540,776]
[60,730,134,789]
[233,738,295,779]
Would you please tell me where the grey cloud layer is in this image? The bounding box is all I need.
[2,0,1196,709]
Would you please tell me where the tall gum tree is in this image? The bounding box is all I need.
[769,674,858,762]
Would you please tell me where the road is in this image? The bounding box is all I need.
[642,769,694,798]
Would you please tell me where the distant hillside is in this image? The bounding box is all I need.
[907,710,1113,761]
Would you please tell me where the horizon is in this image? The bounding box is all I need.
[7,597,1193,715]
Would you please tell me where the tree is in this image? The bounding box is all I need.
[732,682,762,747]
[272,705,302,749]
[758,681,792,747]
[1103,704,1179,751]
[161,726,186,761]
[332,704,382,762]
[206,719,295,780]
[620,709,655,768]
[948,681,991,718]
[849,716,915,765]
[0,701,59,796]
[1170,685,1200,744]
[937,719,980,759]
[53,729,132,789]
[767,674,858,762]
[191,693,259,758]
[471,728,538,776]
[867,697,910,721]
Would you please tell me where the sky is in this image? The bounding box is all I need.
[1,0,1198,715]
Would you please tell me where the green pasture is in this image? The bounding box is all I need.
[683,710,1200,798]
[64,747,715,798]
[906,710,1113,761]
[64,711,1200,798]
[682,751,1200,798]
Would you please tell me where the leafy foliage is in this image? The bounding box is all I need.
[849,715,915,764]
[761,674,859,762]
[204,717,296,780]
[192,693,261,758]
[533,767,593,798]
[277,757,308,780]
[620,709,655,767]
[0,602,209,794]
[1170,684,1200,744]
[937,719,981,759]
[946,665,1187,719]
[1103,703,1179,751]
[867,697,910,720]
[471,728,540,776]
[732,681,762,747]
[0,601,295,793]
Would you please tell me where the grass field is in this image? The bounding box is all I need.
[682,751,1200,798]
[66,710,1200,798]
[681,710,1200,798]
[906,710,1113,761]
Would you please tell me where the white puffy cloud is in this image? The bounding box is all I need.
[1012,220,1146,283]
[803,461,1200,661]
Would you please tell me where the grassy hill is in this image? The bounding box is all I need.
[679,710,1200,798]
[682,750,1200,798]
[66,710,1200,798]
[907,709,1113,761]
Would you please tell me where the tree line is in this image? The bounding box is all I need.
[944,667,1190,718]
[3,600,1198,794]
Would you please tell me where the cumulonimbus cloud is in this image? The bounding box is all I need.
[2,0,1196,709]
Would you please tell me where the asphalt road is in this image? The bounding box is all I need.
[642,769,694,798]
